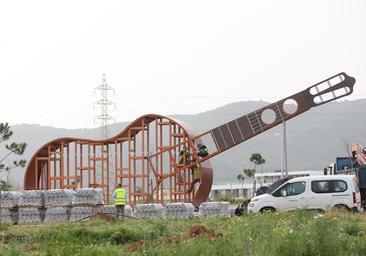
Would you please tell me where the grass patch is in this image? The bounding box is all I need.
[0,210,366,255]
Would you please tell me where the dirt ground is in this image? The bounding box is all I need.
[126,224,222,253]
[91,213,116,222]
[187,224,222,240]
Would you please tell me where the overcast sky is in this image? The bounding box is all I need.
[0,0,365,129]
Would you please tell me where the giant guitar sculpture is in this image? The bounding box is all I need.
[24,72,355,206]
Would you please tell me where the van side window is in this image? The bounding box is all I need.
[273,181,306,197]
[311,181,330,193]
[311,180,347,193]
[333,180,347,192]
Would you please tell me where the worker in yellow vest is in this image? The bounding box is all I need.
[187,165,201,194]
[178,148,191,164]
[113,184,127,219]
[186,143,207,194]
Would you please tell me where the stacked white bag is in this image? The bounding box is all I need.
[0,191,21,208]
[199,202,230,217]
[72,188,104,206]
[100,205,134,218]
[164,203,194,219]
[0,208,18,224]
[44,207,71,223]
[69,188,104,221]
[43,189,74,223]
[18,208,44,224]
[18,191,45,224]
[19,190,45,207]
[0,191,20,224]
[100,204,115,217]
[134,204,165,219]
[44,189,73,207]
[70,206,101,221]
[124,205,134,217]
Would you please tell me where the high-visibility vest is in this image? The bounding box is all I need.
[194,166,201,179]
[114,188,127,206]
[199,145,208,154]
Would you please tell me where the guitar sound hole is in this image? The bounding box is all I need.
[261,109,276,124]
[283,99,298,114]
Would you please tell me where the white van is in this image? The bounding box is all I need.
[247,175,362,213]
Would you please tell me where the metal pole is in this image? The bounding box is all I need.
[261,165,263,187]
[284,122,288,176]
[0,188,2,228]
[281,122,288,177]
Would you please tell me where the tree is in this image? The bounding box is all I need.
[236,174,245,193]
[0,123,27,228]
[243,168,255,178]
[0,180,11,191]
[250,153,266,169]
[0,123,27,189]
[244,168,256,196]
[236,174,245,183]
[243,153,266,197]
[250,153,266,187]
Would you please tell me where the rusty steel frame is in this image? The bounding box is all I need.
[24,72,356,206]
[24,115,214,206]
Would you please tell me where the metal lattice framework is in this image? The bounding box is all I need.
[94,73,115,139]
[24,114,214,206]
[24,72,356,206]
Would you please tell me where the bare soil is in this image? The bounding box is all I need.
[125,224,222,253]
[91,213,116,222]
[187,224,222,240]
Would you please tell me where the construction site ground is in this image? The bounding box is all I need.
[1,210,366,255]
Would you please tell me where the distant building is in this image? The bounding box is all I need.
[209,170,324,201]
[255,170,324,187]
[209,183,253,201]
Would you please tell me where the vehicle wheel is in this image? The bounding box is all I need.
[331,205,349,213]
[260,207,275,213]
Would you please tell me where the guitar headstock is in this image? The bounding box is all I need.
[307,72,355,107]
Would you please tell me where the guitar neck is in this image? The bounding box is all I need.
[210,72,355,152]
